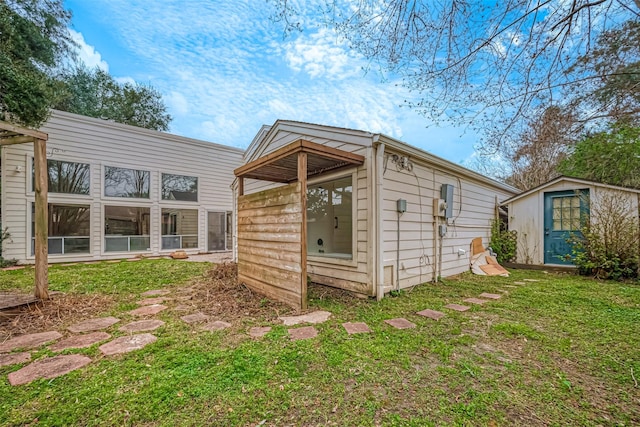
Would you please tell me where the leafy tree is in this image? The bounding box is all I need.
[270,1,639,145]
[559,124,640,188]
[55,66,172,131]
[0,0,73,127]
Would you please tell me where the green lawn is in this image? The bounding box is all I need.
[1,261,638,426]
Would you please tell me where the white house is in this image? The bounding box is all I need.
[234,120,518,306]
[1,110,243,264]
[501,176,640,266]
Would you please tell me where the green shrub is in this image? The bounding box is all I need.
[0,225,17,267]
[490,218,517,264]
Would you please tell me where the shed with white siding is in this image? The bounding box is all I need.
[1,110,243,264]
[235,120,517,303]
[502,176,640,266]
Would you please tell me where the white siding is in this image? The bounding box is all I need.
[1,110,243,263]
[382,149,514,289]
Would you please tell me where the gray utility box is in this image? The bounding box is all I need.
[440,184,454,219]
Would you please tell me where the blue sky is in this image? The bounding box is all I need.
[63,0,478,163]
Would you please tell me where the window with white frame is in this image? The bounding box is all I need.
[161,173,198,201]
[104,206,150,252]
[32,159,90,194]
[104,166,150,198]
[31,203,90,255]
[161,208,198,249]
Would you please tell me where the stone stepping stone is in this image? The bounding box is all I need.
[136,297,171,306]
[8,354,91,386]
[479,293,502,300]
[513,281,526,285]
[49,332,111,352]
[173,304,192,312]
[200,321,231,332]
[126,258,141,262]
[0,352,31,367]
[288,326,318,341]
[523,279,540,282]
[1,265,26,271]
[180,312,209,324]
[68,317,120,333]
[384,318,416,329]
[60,263,79,267]
[416,309,445,320]
[279,310,332,326]
[105,260,121,264]
[99,333,157,356]
[444,303,471,312]
[504,285,518,288]
[248,326,272,338]
[0,331,63,353]
[141,289,171,297]
[119,320,165,333]
[128,304,167,316]
[342,322,372,335]
[464,297,488,305]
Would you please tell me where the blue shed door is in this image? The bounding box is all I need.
[543,190,589,265]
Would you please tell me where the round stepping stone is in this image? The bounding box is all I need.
[99,333,157,356]
[479,293,502,300]
[288,326,318,341]
[200,321,231,332]
[279,311,332,326]
[180,313,209,324]
[384,318,416,329]
[136,297,171,306]
[464,297,488,305]
[248,326,272,338]
[0,352,31,367]
[342,322,372,335]
[128,304,167,316]
[0,331,63,353]
[444,303,471,312]
[119,320,165,333]
[416,309,445,320]
[49,332,111,352]
[141,289,171,297]
[8,354,91,386]
[68,317,120,333]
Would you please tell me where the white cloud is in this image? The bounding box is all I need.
[68,29,109,70]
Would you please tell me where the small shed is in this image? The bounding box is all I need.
[502,176,640,266]
[234,120,516,309]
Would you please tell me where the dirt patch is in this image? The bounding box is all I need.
[0,293,115,339]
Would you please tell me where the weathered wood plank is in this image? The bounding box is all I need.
[33,138,48,299]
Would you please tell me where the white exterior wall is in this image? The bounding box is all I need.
[1,110,243,264]
[242,123,375,295]
[382,149,514,290]
[507,180,640,265]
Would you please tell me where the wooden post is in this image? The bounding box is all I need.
[33,138,49,299]
[298,152,308,310]
[238,177,244,196]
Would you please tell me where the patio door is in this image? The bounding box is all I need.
[207,212,226,251]
[543,190,588,264]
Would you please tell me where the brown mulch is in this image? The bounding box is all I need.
[0,293,115,339]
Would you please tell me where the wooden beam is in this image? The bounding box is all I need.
[0,135,35,145]
[33,138,49,300]
[298,152,308,310]
[0,121,47,141]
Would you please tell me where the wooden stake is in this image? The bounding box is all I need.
[33,138,49,299]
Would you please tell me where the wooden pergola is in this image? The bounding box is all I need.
[0,121,49,299]
[234,139,364,310]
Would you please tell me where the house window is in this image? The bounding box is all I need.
[307,175,353,259]
[161,208,198,249]
[552,196,582,231]
[161,173,198,201]
[104,166,150,198]
[104,206,150,252]
[31,203,90,255]
[33,159,90,194]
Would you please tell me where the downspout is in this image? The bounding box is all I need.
[432,169,438,283]
[375,140,385,300]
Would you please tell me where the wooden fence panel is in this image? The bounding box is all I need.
[237,182,306,309]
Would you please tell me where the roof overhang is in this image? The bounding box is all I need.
[234,139,365,183]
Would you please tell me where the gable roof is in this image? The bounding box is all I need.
[501,176,640,205]
[245,119,518,194]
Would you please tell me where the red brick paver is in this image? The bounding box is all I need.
[342,322,372,335]
[464,298,488,305]
[384,318,416,329]
[479,293,502,300]
[0,331,62,353]
[248,326,272,338]
[8,354,91,386]
[49,332,111,352]
[289,326,318,341]
[416,309,445,320]
[444,303,471,312]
